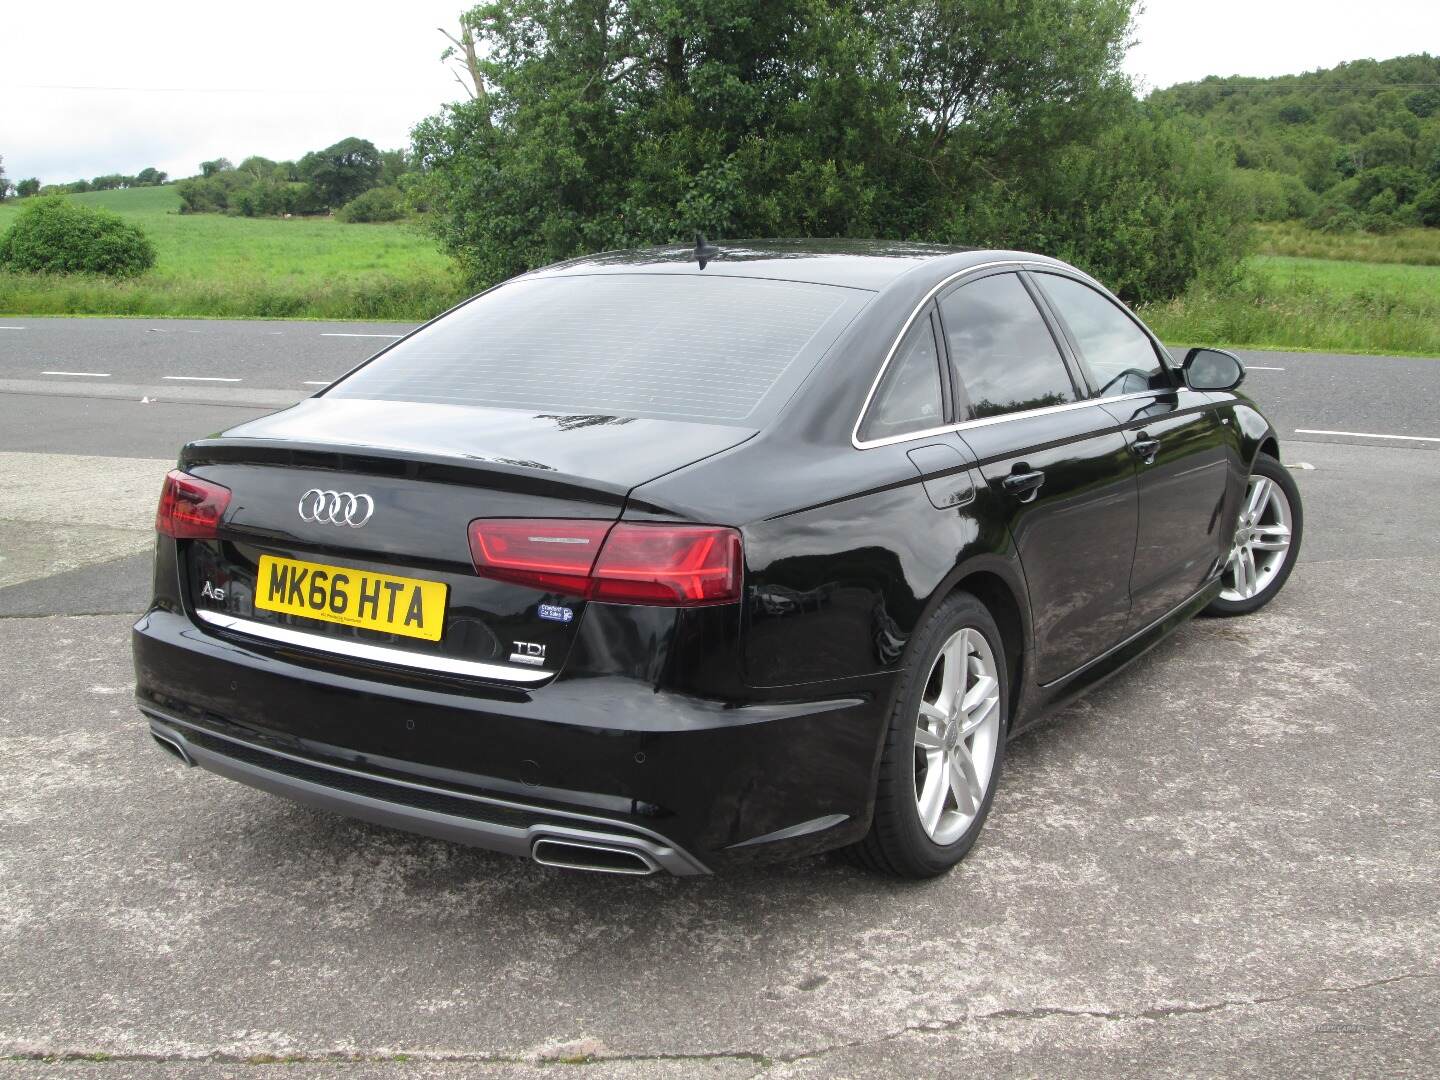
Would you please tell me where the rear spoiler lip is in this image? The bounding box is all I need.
[178,436,633,505]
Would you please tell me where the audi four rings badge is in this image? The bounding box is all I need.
[298,489,375,528]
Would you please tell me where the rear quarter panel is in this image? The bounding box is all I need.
[627,436,1025,691]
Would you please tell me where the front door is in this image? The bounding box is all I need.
[1102,393,1229,629]
[1028,271,1230,632]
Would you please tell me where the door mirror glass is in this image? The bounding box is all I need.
[1183,347,1245,391]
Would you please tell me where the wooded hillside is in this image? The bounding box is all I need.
[1150,54,1440,231]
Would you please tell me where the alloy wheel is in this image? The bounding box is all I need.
[913,627,1002,845]
[1220,473,1293,602]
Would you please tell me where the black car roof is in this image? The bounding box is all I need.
[532,238,1073,292]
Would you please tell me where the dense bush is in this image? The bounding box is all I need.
[938,112,1250,302]
[336,186,405,223]
[0,196,156,277]
[1416,182,1440,227]
[1233,169,1319,222]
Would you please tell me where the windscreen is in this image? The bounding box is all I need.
[327,274,861,424]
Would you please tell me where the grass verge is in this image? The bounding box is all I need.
[1140,255,1440,357]
[1254,222,1440,266]
[0,271,466,320]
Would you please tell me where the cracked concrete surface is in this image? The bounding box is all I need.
[2,447,1439,1076]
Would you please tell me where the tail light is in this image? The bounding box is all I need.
[156,469,231,539]
[468,520,742,606]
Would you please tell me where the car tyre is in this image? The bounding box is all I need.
[843,591,1008,879]
[1205,453,1303,617]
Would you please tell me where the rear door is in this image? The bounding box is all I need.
[937,270,1138,684]
[1029,271,1230,631]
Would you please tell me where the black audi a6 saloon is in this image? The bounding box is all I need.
[134,241,1303,878]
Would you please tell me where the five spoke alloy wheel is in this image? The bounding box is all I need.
[913,627,1002,845]
[1206,451,1303,618]
[845,590,1009,877]
[1221,472,1293,603]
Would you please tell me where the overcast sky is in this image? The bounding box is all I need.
[1,1,1435,186]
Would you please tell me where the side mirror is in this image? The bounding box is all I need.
[1183,347,1246,392]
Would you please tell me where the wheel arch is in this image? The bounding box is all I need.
[1230,400,1279,468]
[915,554,1033,730]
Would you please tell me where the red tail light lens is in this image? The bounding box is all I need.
[468,520,743,606]
[590,524,743,606]
[468,519,611,595]
[156,469,232,539]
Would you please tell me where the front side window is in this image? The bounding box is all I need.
[1035,274,1169,398]
[858,314,943,442]
[938,274,1076,419]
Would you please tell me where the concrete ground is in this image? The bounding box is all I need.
[2,323,1439,1077]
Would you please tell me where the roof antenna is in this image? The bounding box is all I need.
[695,233,719,270]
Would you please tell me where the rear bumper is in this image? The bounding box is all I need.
[133,609,891,873]
[144,710,705,875]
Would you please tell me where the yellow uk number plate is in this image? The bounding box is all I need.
[255,555,448,642]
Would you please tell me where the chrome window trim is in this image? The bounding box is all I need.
[194,610,553,685]
[852,392,1159,449]
[851,259,1141,450]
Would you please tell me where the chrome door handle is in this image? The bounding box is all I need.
[1001,470,1046,501]
[1131,435,1161,463]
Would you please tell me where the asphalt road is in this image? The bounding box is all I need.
[1,317,1437,455]
[2,318,1439,1076]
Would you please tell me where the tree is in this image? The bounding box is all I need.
[298,137,383,207]
[16,177,40,198]
[200,158,233,177]
[133,167,168,186]
[0,155,9,200]
[413,1,1235,300]
[378,148,410,186]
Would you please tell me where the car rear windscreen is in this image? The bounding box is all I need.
[326,274,863,424]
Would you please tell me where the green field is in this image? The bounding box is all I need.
[0,187,464,320]
[1141,253,1440,357]
[1147,222,1440,357]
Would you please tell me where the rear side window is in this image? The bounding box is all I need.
[858,315,943,442]
[328,274,858,424]
[937,274,1076,419]
[1035,274,1169,397]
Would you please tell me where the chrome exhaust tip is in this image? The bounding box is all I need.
[150,727,193,767]
[531,836,660,876]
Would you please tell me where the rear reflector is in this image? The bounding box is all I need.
[156,469,232,539]
[468,520,742,606]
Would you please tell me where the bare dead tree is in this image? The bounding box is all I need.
[440,20,487,107]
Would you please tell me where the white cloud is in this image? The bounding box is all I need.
[2,0,1434,185]
[1126,0,1437,93]
[0,0,468,183]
